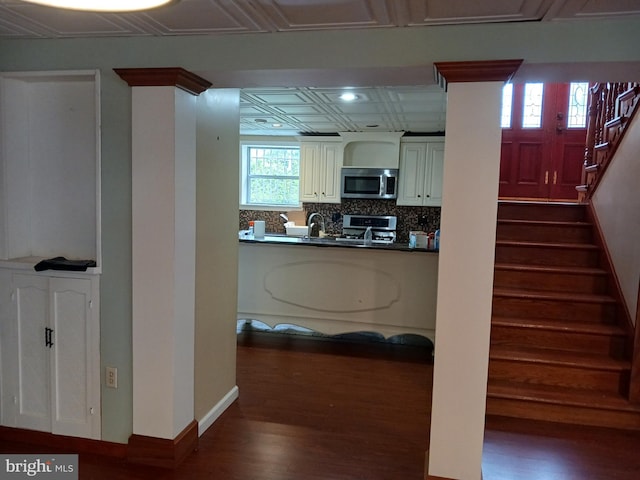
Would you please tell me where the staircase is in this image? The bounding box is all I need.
[486,201,640,430]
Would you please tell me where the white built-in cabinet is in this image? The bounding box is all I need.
[0,270,101,439]
[299,140,343,203]
[0,71,101,439]
[397,137,445,207]
[0,70,101,268]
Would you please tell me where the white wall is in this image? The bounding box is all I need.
[592,113,640,323]
[428,82,503,480]
[194,89,241,426]
[131,86,196,439]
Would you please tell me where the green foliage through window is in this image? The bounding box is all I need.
[246,146,300,206]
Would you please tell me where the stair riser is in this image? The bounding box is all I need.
[489,359,629,392]
[495,245,600,267]
[496,223,593,243]
[497,204,587,222]
[493,269,608,294]
[486,401,640,431]
[492,297,617,322]
[490,326,626,357]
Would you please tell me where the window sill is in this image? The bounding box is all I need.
[240,204,303,212]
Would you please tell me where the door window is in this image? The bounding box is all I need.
[522,83,544,128]
[567,82,589,129]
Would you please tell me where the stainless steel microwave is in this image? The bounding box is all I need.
[340,168,398,200]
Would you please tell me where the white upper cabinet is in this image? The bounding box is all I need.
[299,140,343,203]
[397,137,445,207]
[0,71,101,271]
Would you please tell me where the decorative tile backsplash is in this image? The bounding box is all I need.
[240,200,440,243]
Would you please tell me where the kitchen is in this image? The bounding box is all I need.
[236,93,447,342]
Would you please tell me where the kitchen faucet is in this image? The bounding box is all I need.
[307,212,325,238]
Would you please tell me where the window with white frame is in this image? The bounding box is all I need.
[240,142,301,208]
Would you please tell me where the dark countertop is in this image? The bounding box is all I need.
[239,234,438,253]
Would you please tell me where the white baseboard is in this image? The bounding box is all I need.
[198,385,239,436]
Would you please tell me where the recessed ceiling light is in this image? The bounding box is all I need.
[254,118,268,123]
[19,0,176,12]
[339,92,359,102]
[272,123,283,128]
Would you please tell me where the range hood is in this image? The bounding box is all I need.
[339,132,403,169]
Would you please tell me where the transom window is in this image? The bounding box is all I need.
[240,143,300,208]
[500,82,589,129]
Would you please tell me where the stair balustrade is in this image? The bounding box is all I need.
[578,82,640,201]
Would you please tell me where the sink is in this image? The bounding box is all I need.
[285,225,308,237]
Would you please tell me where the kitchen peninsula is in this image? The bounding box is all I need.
[237,237,438,342]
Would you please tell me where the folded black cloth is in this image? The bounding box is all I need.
[34,256,97,272]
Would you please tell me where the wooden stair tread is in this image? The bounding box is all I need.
[498,219,591,227]
[487,380,640,413]
[497,200,586,207]
[493,287,616,304]
[490,345,629,371]
[496,240,598,249]
[494,263,607,275]
[491,316,625,336]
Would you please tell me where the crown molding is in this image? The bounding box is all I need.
[114,67,211,96]
[434,60,523,90]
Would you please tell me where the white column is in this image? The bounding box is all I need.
[428,81,503,480]
[131,86,196,440]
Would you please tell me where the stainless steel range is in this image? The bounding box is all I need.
[335,214,397,244]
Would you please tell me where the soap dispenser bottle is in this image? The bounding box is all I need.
[364,226,373,246]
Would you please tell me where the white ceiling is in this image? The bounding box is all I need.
[3,0,640,39]
[3,0,640,135]
[240,85,447,135]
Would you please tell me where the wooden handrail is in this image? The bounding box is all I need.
[577,82,640,201]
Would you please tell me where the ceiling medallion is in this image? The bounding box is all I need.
[20,0,177,12]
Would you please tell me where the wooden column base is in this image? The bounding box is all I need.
[127,419,198,469]
[424,449,483,480]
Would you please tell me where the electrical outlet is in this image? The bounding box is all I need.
[106,366,118,389]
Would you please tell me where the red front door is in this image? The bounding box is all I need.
[499,83,587,201]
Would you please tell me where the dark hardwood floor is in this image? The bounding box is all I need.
[2,330,640,479]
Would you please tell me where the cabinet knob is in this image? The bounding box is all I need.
[417,194,421,198]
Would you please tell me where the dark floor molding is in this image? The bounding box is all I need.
[127,419,198,469]
[0,426,127,458]
[1,420,200,469]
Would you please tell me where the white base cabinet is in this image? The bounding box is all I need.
[299,140,343,203]
[397,137,445,206]
[0,269,100,439]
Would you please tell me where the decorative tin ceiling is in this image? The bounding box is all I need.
[2,0,639,39]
